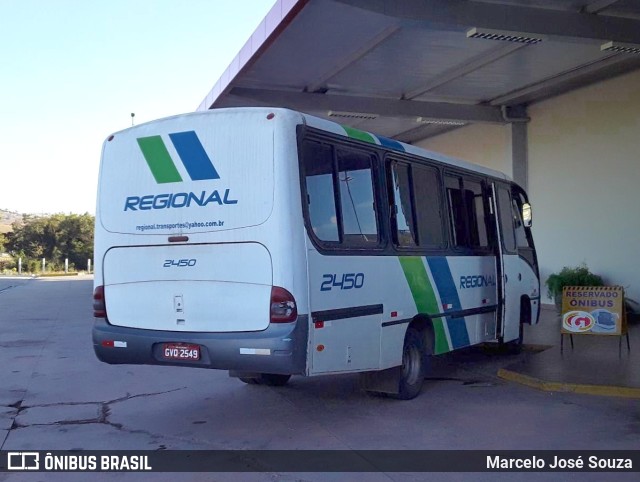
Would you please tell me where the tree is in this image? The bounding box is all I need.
[56,214,94,269]
[5,213,94,271]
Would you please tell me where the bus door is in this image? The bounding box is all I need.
[492,183,523,342]
[445,174,499,345]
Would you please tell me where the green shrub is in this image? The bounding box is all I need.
[0,257,16,272]
[545,263,604,300]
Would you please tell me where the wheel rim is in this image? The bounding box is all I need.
[402,344,421,385]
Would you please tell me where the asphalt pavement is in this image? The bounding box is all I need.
[0,277,638,482]
[501,305,639,397]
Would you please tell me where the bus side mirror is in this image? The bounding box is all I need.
[522,203,532,228]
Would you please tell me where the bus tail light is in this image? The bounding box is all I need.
[270,286,297,323]
[93,285,107,318]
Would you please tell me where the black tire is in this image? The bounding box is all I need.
[390,327,426,400]
[257,374,291,386]
[238,377,260,385]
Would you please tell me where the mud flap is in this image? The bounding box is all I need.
[360,366,402,395]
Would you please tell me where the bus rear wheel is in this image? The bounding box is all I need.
[258,374,291,386]
[238,377,260,385]
[391,327,426,400]
[239,374,291,386]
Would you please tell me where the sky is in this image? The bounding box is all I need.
[0,0,276,215]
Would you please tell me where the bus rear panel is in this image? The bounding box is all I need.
[93,108,309,376]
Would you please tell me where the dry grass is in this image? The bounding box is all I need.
[0,209,23,233]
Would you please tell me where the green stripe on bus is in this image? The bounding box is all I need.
[399,256,450,354]
[342,125,376,144]
[136,136,183,184]
[431,319,449,355]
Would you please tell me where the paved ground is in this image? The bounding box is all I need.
[500,306,639,397]
[0,277,33,294]
[0,277,638,481]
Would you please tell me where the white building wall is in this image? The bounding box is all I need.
[416,123,512,177]
[416,69,640,303]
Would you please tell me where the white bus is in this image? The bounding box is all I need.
[93,107,539,399]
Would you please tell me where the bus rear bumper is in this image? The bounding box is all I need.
[92,316,308,375]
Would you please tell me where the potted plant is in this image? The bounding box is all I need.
[545,264,604,311]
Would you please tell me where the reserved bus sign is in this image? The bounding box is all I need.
[561,286,626,336]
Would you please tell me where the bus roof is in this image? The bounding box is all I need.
[300,111,510,182]
[106,107,510,182]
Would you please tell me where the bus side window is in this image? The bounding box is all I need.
[302,141,339,242]
[511,189,537,271]
[412,165,444,247]
[445,175,466,247]
[336,148,379,245]
[497,187,517,254]
[512,198,529,248]
[389,161,417,247]
[464,179,489,248]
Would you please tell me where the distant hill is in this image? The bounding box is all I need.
[0,209,23,233]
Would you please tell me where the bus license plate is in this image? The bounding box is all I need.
[162,343,200,361]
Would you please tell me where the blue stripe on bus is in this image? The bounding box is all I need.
[377,136,405,152]
[426,257,470,348]
[169,131,220,181]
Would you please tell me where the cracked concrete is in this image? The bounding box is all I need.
[15,403,103,427]
[0,406,17,431]
[5,387,188,450]
[4,422,165,451]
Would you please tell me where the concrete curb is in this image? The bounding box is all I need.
[497,368,640,398]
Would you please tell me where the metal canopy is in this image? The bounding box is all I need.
[199,0,640,142]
